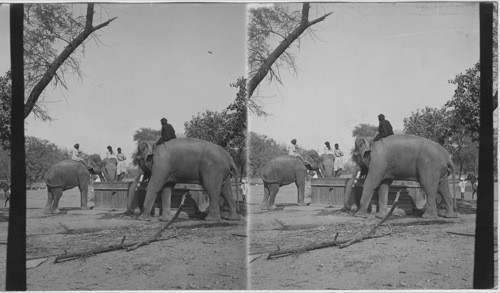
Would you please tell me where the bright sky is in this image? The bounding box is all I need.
[249,2,480,155]
[0,3,246,159]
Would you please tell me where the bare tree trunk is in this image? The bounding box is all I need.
[247,3,332,98]
[24,4,117,119]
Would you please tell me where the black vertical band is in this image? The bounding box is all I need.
[6,4,26,291]
[473,2,495,289]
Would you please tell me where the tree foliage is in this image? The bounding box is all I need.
[133,128,161,143]
[0,148,10,181]
[0,71,11,150]
[445,62,480,142]
[352,123,378,138]
[184,78,247,178]
[247,3,332,114]
[24,4,116,120]
[25,136,70,185]
[249,131,287,177]
[403,106,451,146]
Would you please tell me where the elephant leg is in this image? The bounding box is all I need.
[220,180,240,221]
[125,175,140,216]
[158,187,173,222]
[260,183,271,210]
[267,184,279,210]
[44,188,54,214]
[375,180,392,219]
[354,170,384,218]
[342,172,358,212]
[296,174,306,205]
[51,188,64,214]
[138,171,167,221]
[79,183,89,210]
[420,175,440,219]
[437,177,458,218]
[204,173,223,221]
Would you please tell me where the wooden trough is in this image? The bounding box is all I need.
[93,181,243,217]
[310,177,427,214]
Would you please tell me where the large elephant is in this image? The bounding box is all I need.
[101,157,118,181]
[320,154,335,178]
[260,150,323,210]
[43,157,101,214]
[345,134,457,219]
[136,138,241,222]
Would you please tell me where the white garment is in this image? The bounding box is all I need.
[288,144,300,157]
[333,149,344,171]
[323,147,335,155]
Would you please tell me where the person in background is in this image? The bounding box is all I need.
[459,177,466,200]
[333,143,344,178]
[116,147,127,181]
[288,139,301,158]
[156,118,177,145]
[323,141,334,155]
[106,146,116,159]
[374,114,394,141]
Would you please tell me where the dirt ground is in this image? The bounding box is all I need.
[248,183,496,290]
[0,189,247,290]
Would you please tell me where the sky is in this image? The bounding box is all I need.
[0,3,246,159]
[249,2,480,156]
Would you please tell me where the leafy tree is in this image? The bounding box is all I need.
[352,123,378,138]
[25,136,70,186]
[24,4,116,120]
[0,148,10,181]
[403,106,451,147]
[184,78,247,180]
[445,62,480,142]
[247,3,332,114]
[0,71,11,150]
[133,128,161,143]
[249,132,288,177]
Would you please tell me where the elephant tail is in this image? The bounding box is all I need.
[229,160,241,213]
[447,156,456,209]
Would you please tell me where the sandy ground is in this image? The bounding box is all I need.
[248,183,495,290]
[0,188,247,290]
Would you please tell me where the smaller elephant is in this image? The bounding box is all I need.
[43,157,101,214]
[320,154,335,178]
[101,157,118,182]
[260,150,322,210]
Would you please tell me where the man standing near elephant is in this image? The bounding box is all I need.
[116,147,127,181]
[156,118,177,145]
[374,114,394,141]
[333,143,344,177]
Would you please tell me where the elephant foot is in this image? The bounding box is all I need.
[339,206,351,213]
[375,211,388,219]
[353,210,370,218]
[205,212,221,221]
[81,206,90,210]
[137,214,153,221]
[260,205,268,210]
[123,210,135,217]
[43,209,52,214]
[52,208,61,214]
[442,210,458,218]
[158,215,173,222]
[268,204,277,210]
[224,212,241,221]
[297,202,306,206]
[421,210,438,219]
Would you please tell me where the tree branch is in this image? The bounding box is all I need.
[247,3,332,99]
[24,4,117,119]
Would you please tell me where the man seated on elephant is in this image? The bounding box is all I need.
[288,139,301,158]
[373,114,394,141]
[71,143,85,163]
[156,117,177,145]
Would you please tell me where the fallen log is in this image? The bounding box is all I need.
[267,191,402,259]
[446,231,475,237]
[54,193,187,263]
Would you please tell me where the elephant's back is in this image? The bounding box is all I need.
[44,160,87,187]
[261,155,305,180]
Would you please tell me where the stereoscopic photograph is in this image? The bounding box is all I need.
[0,1,497,291]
